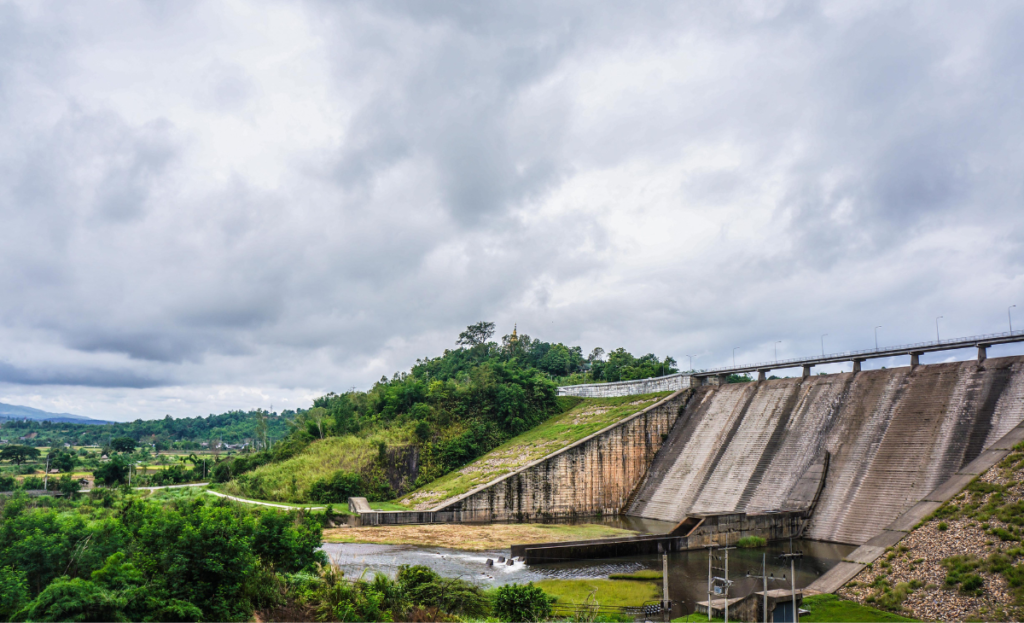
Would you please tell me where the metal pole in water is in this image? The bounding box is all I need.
[662,553,670,622]
[708,546,712,622]
[763,553,768,623]
[791,556,796,623]
[724,547,729,623]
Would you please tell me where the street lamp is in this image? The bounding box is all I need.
[935,316,943,342]
[733,347,739,368]
[874,326,882,350]
[821,334,827,357]
[686,355,693,371]
[775,341,782,363]
[1011,305,1017,334]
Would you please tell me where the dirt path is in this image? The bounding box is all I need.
[205,489,325,510]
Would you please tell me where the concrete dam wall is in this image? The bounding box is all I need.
[433,390,690,521]
[628,355,1024,545]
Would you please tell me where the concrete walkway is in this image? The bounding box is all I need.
[135,482,210,491]
[205,489,325,510]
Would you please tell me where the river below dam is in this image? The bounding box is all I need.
[320,534,855,618]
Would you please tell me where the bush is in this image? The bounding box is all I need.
[493,583,552,623]
[737,535,767,548]
[938,521,948,531]
[308,470,363,503]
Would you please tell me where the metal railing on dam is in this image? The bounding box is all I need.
[558,329,1024,396]
[556,372,700,397]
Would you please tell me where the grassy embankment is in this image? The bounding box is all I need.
[323,521,638,550]
[538,578,660,608]
[397,392,671,510]
[670,595,914,622]
[220,428,414,503]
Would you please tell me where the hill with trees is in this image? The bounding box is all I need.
[218,322,678,504]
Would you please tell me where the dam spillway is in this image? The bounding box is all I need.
[627,355,1024,545]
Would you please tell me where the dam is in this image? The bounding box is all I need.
[628,355,1024,544]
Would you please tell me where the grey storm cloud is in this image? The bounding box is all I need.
[0,0,1022,420]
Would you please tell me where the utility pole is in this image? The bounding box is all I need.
[874,326,882,350]
[1011,305,1017,334]
[820,334,827,357]
[747,552,770,623]
[733,347,739,368]
[936,316,943,342]
[707,543,717,622]
[779,547,804,623]
[662,553,671,622]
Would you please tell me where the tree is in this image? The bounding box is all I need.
[588,347,605,362]
[51,451,76,473]
[457,321,495,347]
[493,583,552,622]
[0,445,40,465]
[110,438,136,453]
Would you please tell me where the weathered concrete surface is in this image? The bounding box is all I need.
[430,390,692,521]
[628,356,1024,545]
[557,373,699,398]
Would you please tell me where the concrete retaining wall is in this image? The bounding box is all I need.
[427,389,693,522]
[628,355,1024,545]
[557,374,699,398]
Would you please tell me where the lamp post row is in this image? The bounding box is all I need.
[685,306,1019,374]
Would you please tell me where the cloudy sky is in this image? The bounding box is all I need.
[1,1,1023,420]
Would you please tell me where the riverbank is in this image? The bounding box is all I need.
[322,522,638,551]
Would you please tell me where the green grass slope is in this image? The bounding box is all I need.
[222,429,413,503]
[398,392,671,510]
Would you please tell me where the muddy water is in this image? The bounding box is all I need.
[321,538,854,618]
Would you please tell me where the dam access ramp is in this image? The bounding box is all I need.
[626,355,1024,545]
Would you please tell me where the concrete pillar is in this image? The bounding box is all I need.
[718,374,728,385]
[802,365,812,379]
[852,359,863,373]
[757,369,767,382]
[978,344,988,363]
[910,352,921,367]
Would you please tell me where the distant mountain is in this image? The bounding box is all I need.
[0,402,113,425]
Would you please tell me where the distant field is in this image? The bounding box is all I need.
[397,392,671,510]
[322,522,638,550]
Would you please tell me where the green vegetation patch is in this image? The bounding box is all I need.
[222,429,413,503]
[535,578,660,609]
[801,594,917,622]
[397,392,671,509]
[607,570,662,581]
[736,535,767,548]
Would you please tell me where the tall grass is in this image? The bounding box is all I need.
[223,428,414,503]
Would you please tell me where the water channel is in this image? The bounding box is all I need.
[321,518,855,618]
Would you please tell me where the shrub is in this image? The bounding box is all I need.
[308,470,363,503]
[961,574,984,595]
[737,536,767,548]
[938,522,948,531]
[993,527,1018,542]
[493,583,553,623]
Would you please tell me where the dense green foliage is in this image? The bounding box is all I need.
[0,409,290,450]
[0,490,325,621]
[493,582,553,622]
